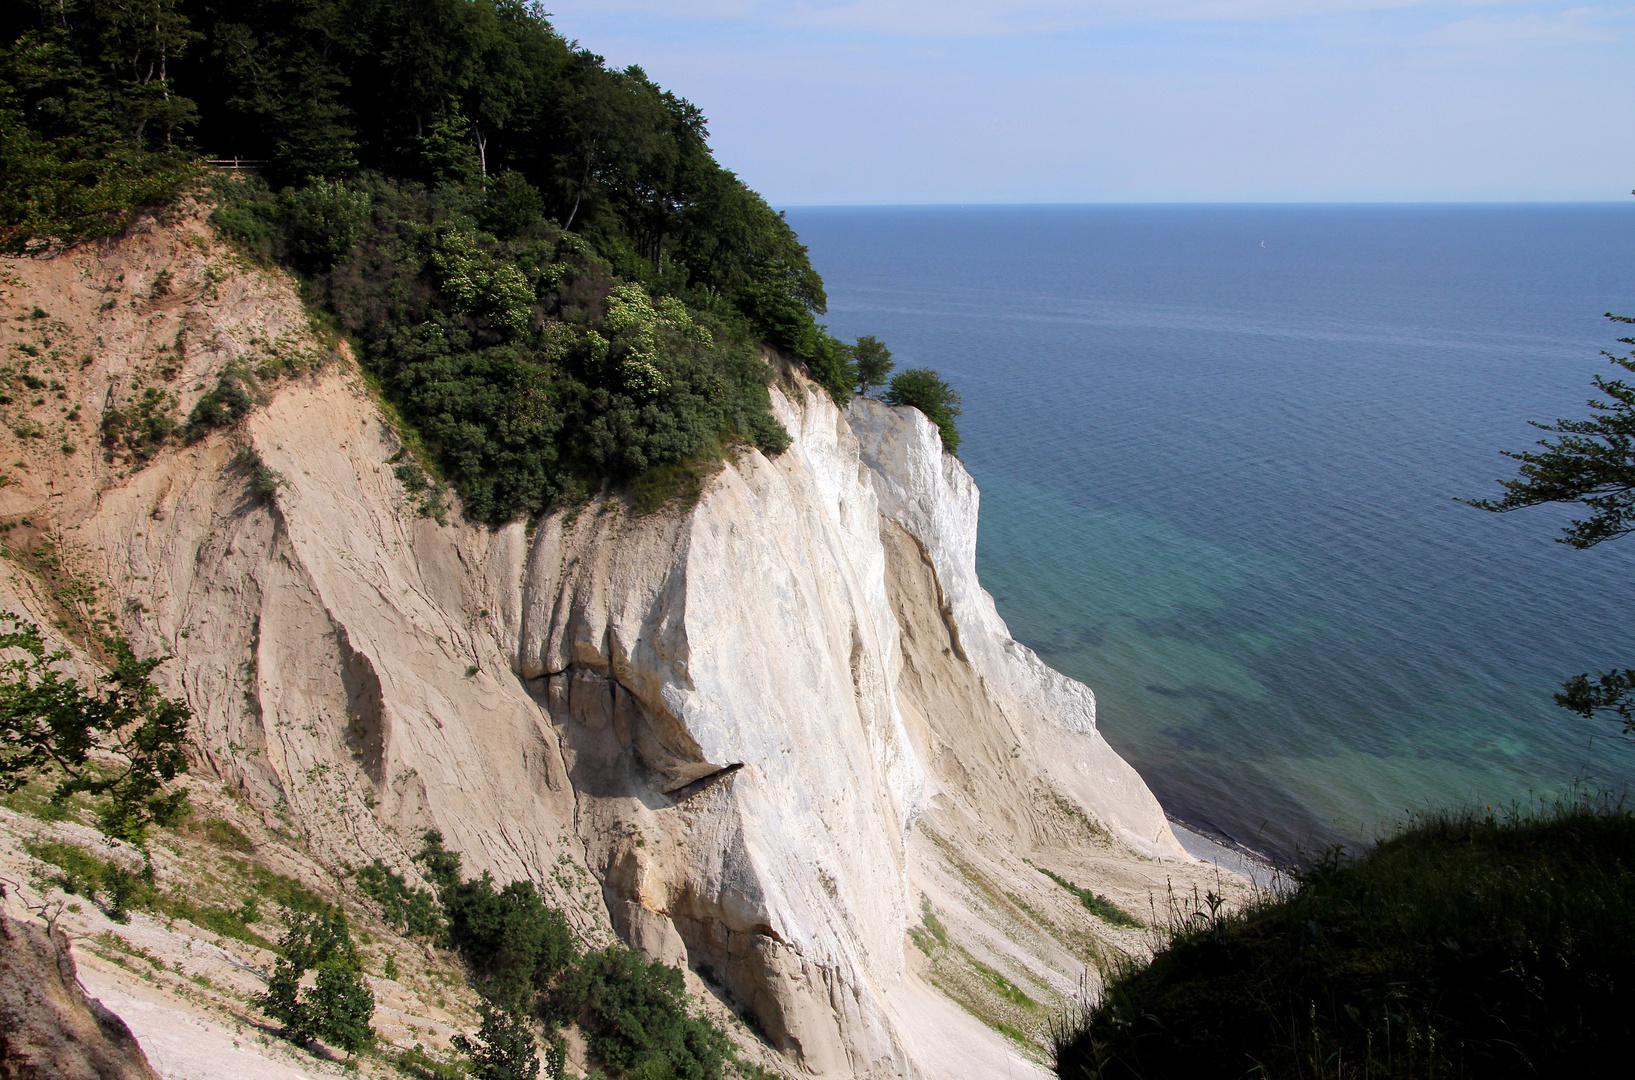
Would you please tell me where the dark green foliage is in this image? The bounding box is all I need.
[1557,668,1635,732]
[282,177,371,270]
[453,1001,540,1080]
[1468,319,1635,549]
[183,368,258,439]
[1055,799,1635,1079]
[416,829,574,1010]
[481,171,546,239]
[211,172,797,523]
[205,174,281,261]
[0,614,190,846]
[550,947,730,1080]
[0,0,202,252]
[883,368,962,456]
[1469,319,1635,731]
[257,908,376,1054]
[412,828,464,890]
[308,958,378,1055]
[543,1034,566,1080]
[6,0,893,516]
[228,445,285,500]
[101,386,178,462]
[851,335,893,397]
[796,332,857,405]
[441,871,575,1012]
[356,858,444,938]
[102,863,142,922]
[416,831,737,1080]
[1029,863,1140,929]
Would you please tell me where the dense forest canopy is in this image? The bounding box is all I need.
[0,0,920,523]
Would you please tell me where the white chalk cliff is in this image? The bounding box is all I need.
[0,212,1231,1079]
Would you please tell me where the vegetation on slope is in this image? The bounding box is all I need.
[357,830,744,1080]
[1053,798,1635,1079]
[0,613,191,847]
[883,367,963,456]
[2,0,964,523]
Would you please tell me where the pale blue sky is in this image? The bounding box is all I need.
[549,2,1635,203]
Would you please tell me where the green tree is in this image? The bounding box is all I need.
[884,367,962,455]
[852,334,894,397]
[1470,315,1635,730]
[453,1001,540,1080]
[0,615,190,845]
[281,177,371,269]
[1,0,202,250]
[197,0,361,182]
[550,947,729,1080]
[256,908,376,1054]
[439,870,576,1011]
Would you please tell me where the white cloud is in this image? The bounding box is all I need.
[1420,6,1624,46]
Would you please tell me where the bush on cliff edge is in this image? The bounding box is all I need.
[1054,797,1635,1080]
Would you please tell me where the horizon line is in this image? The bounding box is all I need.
[775,198,1635,210]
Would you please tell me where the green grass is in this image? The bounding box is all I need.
[376,1044,468,1079]
[965,952,1039,1009]
[22,838,329,951]
[1053,796,1635,1079]
[195,816,256,852]
[1028,862,1142,929]
[908,897,950,955]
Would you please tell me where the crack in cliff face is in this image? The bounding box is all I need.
[900,528,967,662]
[544,665,720,797]
[336,622,386,785]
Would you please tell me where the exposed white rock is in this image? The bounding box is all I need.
[0,213,1241,1080]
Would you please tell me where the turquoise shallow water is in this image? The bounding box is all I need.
[785,204,1635,862]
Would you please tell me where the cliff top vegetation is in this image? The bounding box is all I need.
[1053,796,1635,1080]
[1,0,961,523]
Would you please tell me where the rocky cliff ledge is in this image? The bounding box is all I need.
[0,210,1239,1079]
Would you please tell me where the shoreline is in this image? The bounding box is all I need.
[1169,817,1290,891]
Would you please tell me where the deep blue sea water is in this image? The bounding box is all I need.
[783,204,1635,862]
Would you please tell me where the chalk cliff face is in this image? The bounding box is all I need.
[0,212,1224,1079]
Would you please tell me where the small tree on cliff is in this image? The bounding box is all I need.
[257,908,375,1055]
[0,614,190,845]
[853,335,895,396]
[884,367,963,455]
[1468,314,1635,730]
[454,1001,542,1080]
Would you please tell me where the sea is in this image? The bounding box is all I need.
[783,203,1635,864]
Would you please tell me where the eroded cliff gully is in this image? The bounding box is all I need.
[0,210,1242,1079]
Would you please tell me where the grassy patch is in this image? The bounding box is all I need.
[204,818,255,852]
[965,952,1039,1009]
[25,838,290,950]
[1046,791,1113,846]
[909,895,1049,1054]
[377,1043,468,1079]
[1054,797,1635,1079]
[630,442,731,516]
[908,897,948,956]
[231,858,335,916]
[1027,862,1142,929]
